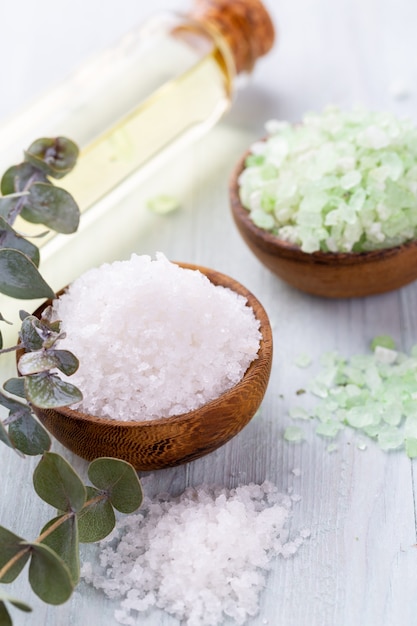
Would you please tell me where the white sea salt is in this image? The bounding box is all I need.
[51,253,261,421]
[81,481,307,626]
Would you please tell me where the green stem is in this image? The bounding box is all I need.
[0,546,31,582]
[0,493,107,583]
[36,512,74,544]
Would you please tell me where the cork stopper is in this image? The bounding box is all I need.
[189,0,275,74]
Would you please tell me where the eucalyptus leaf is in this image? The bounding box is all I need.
[19,316,44,351]
[1,162,46,195]
[18,351,61,375]
[0,217,40,267]
[88,458,143,514]
[19,349,79,376]
[50,350,79,376]
[0,420,16,452]
[0,527,29,583]
[0,249,55,299]
[3,377,26,399]
[24,373,82,408]
[40,515,79,585]
[33,452,86,513]
[8,413,51,456]
[0,590,32,613]
[25,137,79,179]
[22,183,80,234]
[0,391,28,415]
[0,601,11,626]
[26,542,74,605]
[77,486,115,543]
[0,197,20,222]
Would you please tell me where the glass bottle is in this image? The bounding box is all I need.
[0,0,274,233]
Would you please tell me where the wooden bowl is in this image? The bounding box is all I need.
[27,263,273,471]
[230,151,417,298]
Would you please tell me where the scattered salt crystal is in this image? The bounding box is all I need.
[291,468,301,476]
[294,353,312,368]
[287,336,417,457]
[284,426,304,442]
[146,194,180,214]
[81,482,307,626]
[51,253,261,421]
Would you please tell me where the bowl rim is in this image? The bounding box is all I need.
[230,148,417,266]
[28,261,273,429]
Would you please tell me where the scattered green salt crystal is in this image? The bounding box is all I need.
[371,334,396,351]
[315,422,341,438]
[147,194,180,215]
[294,353,312,368]
[284,426,304,442]
[307,380,329,399]
[405,438,417,459]
[286,337,417,456]
[326,443,339,453]
[345,406,376,428]
[374,346,398,364]
[377,427,404,450]
[238,106,417,253]
[356,440,368,451]
[289,406,310,420]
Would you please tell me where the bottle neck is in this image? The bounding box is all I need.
[188,0,275,75]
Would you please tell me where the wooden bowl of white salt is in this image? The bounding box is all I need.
[28,256,273,471]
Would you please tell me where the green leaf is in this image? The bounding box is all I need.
[0,601,11,626]
[0,197,20,222]
[0,420,16,452]
[24,373,82,409]
[18,351,60,375]
[24,137,79,179]
[0,391,28,415]
[19,316,44,351]
[18,350,79,377]
[77,486,115,543]
[26,542,74,605]
[22,183,80,234]
[51,350,79,376]
[1,162,46,195]
[0,527,30,583]
[0,248,55,300]
[33,452,86,513]
[3,377,26,398]
[8,413,51,456]
[0,590,32,615]
[88,458,143,514]
[40,515,79,585]
[0,217,40,266]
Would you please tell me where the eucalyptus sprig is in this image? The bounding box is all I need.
[0,139,145,625]
[0,452,143,625]
[0,137,83,455]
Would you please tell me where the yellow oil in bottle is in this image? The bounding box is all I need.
[0,0,275,344]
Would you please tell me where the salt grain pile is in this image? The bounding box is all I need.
[81,481,309,626]
[51,253,261,421]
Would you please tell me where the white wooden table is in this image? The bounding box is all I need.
[1,0,417,624]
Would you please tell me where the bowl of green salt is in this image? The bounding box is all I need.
[230,106,417,298]
[27,254,273,470]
